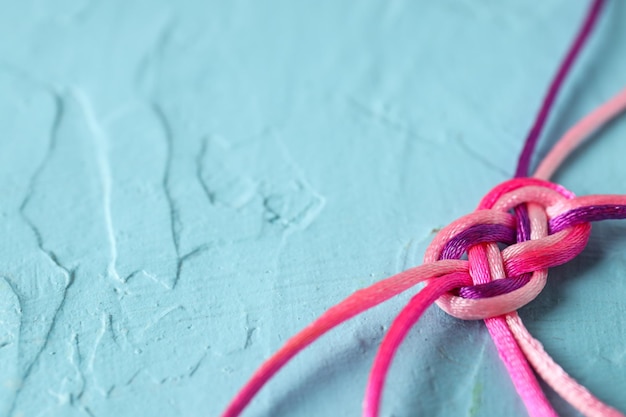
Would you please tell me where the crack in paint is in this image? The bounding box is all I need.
[12,91,77,417]
[6,270,75,417]
[73,90,122,283]
[151,103,184,289]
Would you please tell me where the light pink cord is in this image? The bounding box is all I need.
[472,209,556,417]
[535,87,626,181]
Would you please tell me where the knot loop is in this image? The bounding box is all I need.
[425,178,592,320]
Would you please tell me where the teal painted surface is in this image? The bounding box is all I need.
[0,1,625,416]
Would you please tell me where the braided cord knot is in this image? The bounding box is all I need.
[426,178,591,320]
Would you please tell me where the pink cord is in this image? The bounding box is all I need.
[362,272,472,417]
[534,87,626,181]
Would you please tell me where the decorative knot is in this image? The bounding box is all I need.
[425,177,593,320]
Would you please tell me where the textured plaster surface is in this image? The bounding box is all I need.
[0,1,625,416]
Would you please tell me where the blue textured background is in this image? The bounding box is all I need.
[0,1,625,416]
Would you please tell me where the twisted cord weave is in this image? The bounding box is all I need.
[365,177,626,417]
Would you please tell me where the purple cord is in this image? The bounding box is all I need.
[550,205,626,233]
[440,224,516,260]
[458,0,610,301]
[515,205,532,243]
[514,0,606,178]
[458,274,531,299]
[445,204,626,299]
